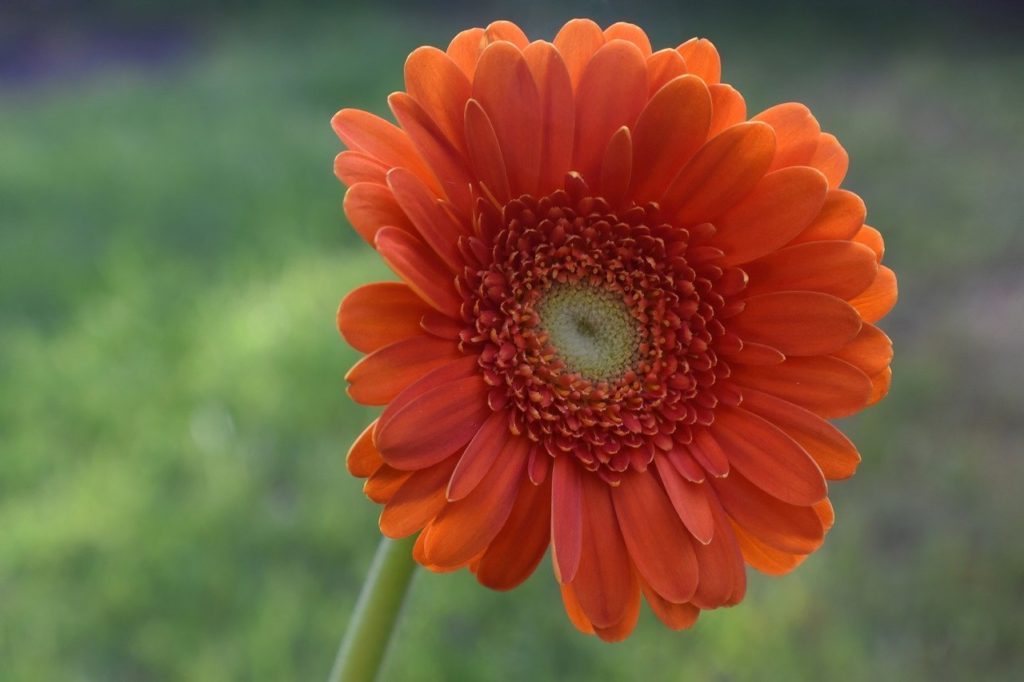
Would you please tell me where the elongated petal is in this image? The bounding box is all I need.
[730,291,862,356]
[713,166,829,265]
[423,433,529,567]
[809,132,848,187]
[790,189,865,244]
[483,20,528,48]
[571,473,635,628]
[645,48,687,95]
[753,102,820,171]
[613,469,699,603]
[376,356,480,439]
[346,420,383,478]
[551,455,584,583]
[475,473,551,590]
[387,168,465,271]
[711,407,828,506]
[446,410,508,501]
[740,388,861,479]
[641,580,700,630]
[677,37,721,84]
[630,75,712,202]
[732,522,808,575]
[388,92,474,215]
[833,323,893,377]
[853,224,885,262]
[334,151,388,186]
[405,46,471,154]
[446,27,485,78]
[573,39,648,182]
[655,456,714,544]
[599,126,632,208]
[850,265,897,323]
[380,457,458,538]
[464,99,511,203]
[523,41,575,195]
[603,22,652,56]
[375,374,490,470]
[708,83,746,137]
[346,335,459,406]
[473,41,542,196]
[662,121,776,223]
[337,281,430,353]
[713,470,825,555]
[375,226,462,316]
[691,496,747,607]
[742,240,878,299]
[331,108,438,192]
[553,19,605,90]
[731,355,872,419]
[343,182,416,244]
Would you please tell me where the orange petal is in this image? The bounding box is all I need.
[594,580,641,642]
[375,226,462,317]
[551,455,584,583]
[599,126,632,208]
[815,498,835,532]
[404,46,471,156]
[809,132,848,188]
[571,472,634,628]
[731,355,872,419]
[475,473,551,590]
[375,374,490,470]
[640,579,700,630]
[464,99,511,203]
[742,240,878,299]
[375,356,480,452]
[523,41,575,195]
[483,20,528,49]
[853,224,885,263]
[343,182,416,245]
[347,420,383,478]
[337,281,430,353]
[730,291,862,356]
[740,388,861,480]
[661,121,776,223]
[559,583,596,635]
[334,151,388,186]
[713,470,824,555]
[331,108,438,193]
[868,366,892,405]
[473,41,542,196]
[386,168,465,271]
[388,92,474,216]
[446,410,508,501]
[731,521,808,575]
[690,429,730,477]
[630,75,712,203]
[603,22,652,56]
[553,19,605,91]
[849,265,897,323]
[720,340,786,366]
[363,465,411,504]
[691,496,747,607]
[677,38,721,84]
[790,188,866,244]
[423,432,529,567]
[711,407,827,506]
[832,323,893,377]
[380,457,458,538]
[573,39,648,183]
[655,456,714,544]
[346,335,459,406]
[645,48,687,96]
[613,470,699,604]
[446,27,486,79]
[713,166,829,266]
[707,83,747,138]
[753,102,821,171]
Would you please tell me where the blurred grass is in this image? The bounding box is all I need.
[1,3,1023,680]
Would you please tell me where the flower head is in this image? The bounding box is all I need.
[333,19,896,641]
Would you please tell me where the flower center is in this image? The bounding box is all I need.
[536,283,641,383]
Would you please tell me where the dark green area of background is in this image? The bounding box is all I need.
[2,1,1023,679]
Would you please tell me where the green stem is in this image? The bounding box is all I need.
[328,535,418,682]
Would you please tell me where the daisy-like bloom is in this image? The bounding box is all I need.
[333,19,896,641]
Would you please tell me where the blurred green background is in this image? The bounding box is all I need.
[2,0,1022,679]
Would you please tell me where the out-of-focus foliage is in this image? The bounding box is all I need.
[1,2,1022,680]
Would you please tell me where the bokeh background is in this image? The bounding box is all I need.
[2,0,1023,679]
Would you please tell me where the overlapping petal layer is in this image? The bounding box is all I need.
[333,19,896,640]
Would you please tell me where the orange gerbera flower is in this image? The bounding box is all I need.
[332,19,896,641]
